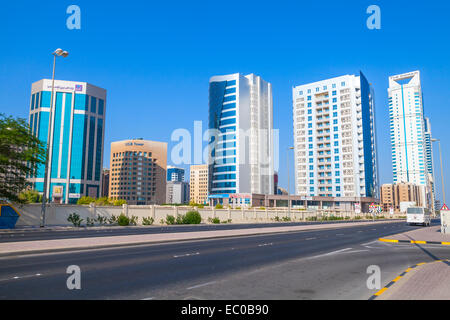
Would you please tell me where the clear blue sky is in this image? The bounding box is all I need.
[1,0,449,203]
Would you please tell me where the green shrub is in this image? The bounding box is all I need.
[215,204,223,209]
[210,217,220,224]
[95,215,108,225]
[129,215,138,225]
[166,215,176,225]
[108,214,118,225]
[117,214,130,226]
[95,197,112,206]
[142,217,154,225]
[176,215,184,224]
[86,217,95,227]
[183,211,202,224]
[77,196,94,205]
[282,216,291,222]
[274,216,280,222]
[68,213,83,227]
[221,219,232,224]
[18,189,41,204]
[113,199,127,206]
[197,204,204,208]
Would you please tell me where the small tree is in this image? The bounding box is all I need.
[0,114,46,202]
[18,189,41,203]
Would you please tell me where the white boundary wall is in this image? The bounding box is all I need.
[14,204,404,227]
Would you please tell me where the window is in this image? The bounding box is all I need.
[332,90,337,96]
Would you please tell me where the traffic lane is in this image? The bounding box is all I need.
[0,221,423,299]
[1,218,414,243]
[145,242,450,300]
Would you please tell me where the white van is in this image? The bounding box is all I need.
[406,207,431,226]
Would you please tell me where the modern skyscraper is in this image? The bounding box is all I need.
[28,79,106,203]
[109,139,167,205]
[292,72,379,198]
[189,164,209,204]
[208,73,274,196]
[167,166,185,182]
[388,71,433,207]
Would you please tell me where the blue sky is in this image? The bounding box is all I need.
[1,0,450,203]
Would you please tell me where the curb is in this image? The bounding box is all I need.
[368,259,450,300]
[378,238,450,246]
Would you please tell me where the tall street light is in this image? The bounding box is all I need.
[431,138,446,205]
[40,48,69,228]
[287,147,294,219]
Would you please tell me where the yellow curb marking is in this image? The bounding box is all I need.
[374,287,387,296]
[378,238,398,243]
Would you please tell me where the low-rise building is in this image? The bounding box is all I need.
[380,183,426,213]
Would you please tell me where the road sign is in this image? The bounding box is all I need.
[441,204,449,211]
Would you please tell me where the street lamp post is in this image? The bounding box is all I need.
[287,147,294,219]
[431,138,446,205]
[40,49,69,228]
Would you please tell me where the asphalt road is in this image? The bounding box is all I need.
[1,219,398,243]
[0,219,448,300]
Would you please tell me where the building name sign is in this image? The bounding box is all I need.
[125,142,144,146]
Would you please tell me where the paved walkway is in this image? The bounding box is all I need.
[0,220,396,255]
[381,226,450,243]
[377,260,450,300]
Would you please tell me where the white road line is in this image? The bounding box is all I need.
[186,281,217,290]
[258,243,273,247]
[0,273,43,283]
[141,297,155,300]
[173,252,200,258]
[305,237,316,240]
[336,233,345,236]
[305,248,352,260]
[361,240,378,246]
[345,249,369,254]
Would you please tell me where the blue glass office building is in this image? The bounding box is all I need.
[208,73,274,200]
[28,79,106,203]
[167,166,185,182]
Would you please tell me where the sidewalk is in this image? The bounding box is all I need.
[379,225,450,245]
[0,220,397,256]
[376,260,450,300]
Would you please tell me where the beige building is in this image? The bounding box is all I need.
[189,164,209,204]
[380,183,426,213]
[109,139,167,205]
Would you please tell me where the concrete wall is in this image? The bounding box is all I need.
[13,203,405,227]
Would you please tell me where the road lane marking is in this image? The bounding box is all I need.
[186,281,217,290]
[345,249,369,254]
[141,297,155,300]
[305,238,316,240]
[305,248,352,260]
[173,252,200,258]
[258,243,273,247]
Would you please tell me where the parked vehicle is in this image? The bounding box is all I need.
[406,207,431,226]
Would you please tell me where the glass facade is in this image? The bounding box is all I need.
[28,80,106,203]
[209,78,238,195]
